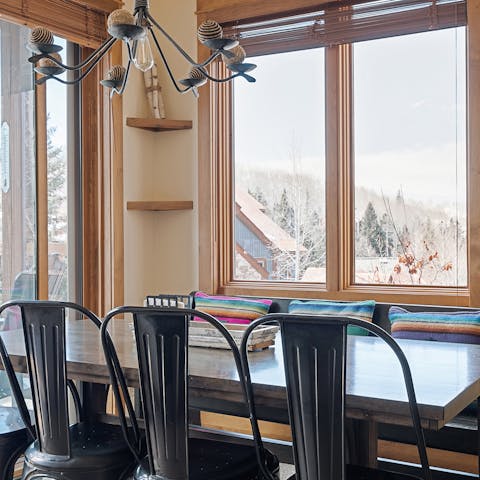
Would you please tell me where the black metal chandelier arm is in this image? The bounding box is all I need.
[194,51,222,68]
[126,40,136,65]
[29,36,116,71]
[199,67,244,83]
[149,29,191,94]
[146,11,198,67]
[35,47,113,86]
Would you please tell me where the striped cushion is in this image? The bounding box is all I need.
[389,306,480,344]
[288,300,376,336]
[193,292,272,324]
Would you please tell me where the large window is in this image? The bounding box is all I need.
[199,0,475,304]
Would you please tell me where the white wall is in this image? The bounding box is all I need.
[123,0,198,305]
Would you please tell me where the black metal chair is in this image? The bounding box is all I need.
[0,334,34,479]
[240,314,432,480]
[0,300,135,480]
[100,306,279,480]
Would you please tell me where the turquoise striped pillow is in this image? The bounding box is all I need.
[389,306,480,344]
[288,300,376,336]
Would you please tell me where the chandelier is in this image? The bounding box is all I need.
[27,0,256,97]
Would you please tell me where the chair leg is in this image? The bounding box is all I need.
[5,448,24,480]
[0,444,27,480]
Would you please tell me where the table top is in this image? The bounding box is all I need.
[1,319,479,429]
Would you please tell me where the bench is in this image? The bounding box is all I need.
[147,293,479,478]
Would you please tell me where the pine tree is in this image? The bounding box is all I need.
[359,202,387,256]
[273,189,295,236]
[47,125,67,242]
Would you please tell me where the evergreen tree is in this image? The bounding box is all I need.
[359,202,387,256]
[380,213,395,256]
[248,187,270,215]
[273,189,295,236]
[47,125,67,242]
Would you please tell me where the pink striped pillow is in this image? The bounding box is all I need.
[193,292,272,324]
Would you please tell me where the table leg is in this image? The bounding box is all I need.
[345,418,378,468]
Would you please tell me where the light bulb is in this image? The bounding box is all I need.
[133,33,154,72]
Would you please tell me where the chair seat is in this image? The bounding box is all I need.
[24,421,134,471]
[0,406,28,435]
[135,437,279,480]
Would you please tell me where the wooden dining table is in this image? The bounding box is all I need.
[1,318,479,467]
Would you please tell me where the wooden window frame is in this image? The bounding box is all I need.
[198,0,480,307]
[0,0,124,313]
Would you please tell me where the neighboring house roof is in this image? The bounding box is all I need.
[235,189,300,253]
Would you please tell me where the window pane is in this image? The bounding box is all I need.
[233,49,326,282]
[0,20,35,408]
[0,20,36,323]
[353,28,467,286]
[47,38,72,301]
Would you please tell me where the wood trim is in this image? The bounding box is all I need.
[196,0,332,24]
[103,42,124,312]
[198,10,221,293]
[378,440,479,475]
[82,47,102,314]
[0,1,112,48]
[325,46,340,293]
[35,78,48,300]
[72,0,122,12]
[81,43,124,316]
[339,44,354,291]
[126,201,193,211]
[214,283,470,306]
[468,0,480,307]
[216,61,234,289]
[126,118,193,131]
[200,411,292,441]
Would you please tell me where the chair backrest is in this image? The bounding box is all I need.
[0,300,101,458]
[101,306,266,480]
[240,314,432,480]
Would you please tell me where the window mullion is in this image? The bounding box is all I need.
[340,44,354,292]
[326,44,353,294]
[35,79,49,300]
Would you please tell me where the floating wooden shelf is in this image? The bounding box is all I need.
[126,117,192,132]
[126,201,193,211]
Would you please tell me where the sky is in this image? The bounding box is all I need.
[46,37,67,148]
[233,27,466,210]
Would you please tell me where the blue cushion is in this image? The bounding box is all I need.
[288,300,376,336]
